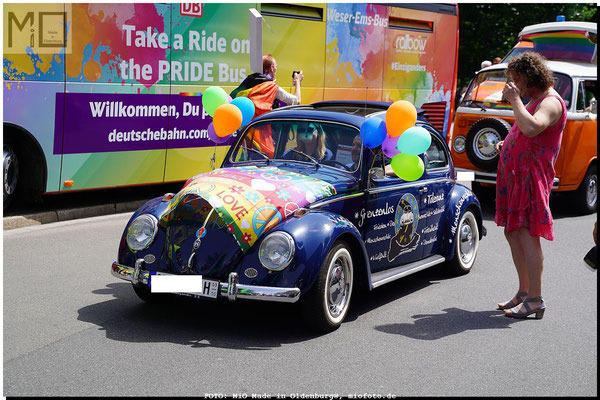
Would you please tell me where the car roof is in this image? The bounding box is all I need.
[256,101,428,127]
[479,60,597,78]
[250,101,444,142]
[519,21,596,36]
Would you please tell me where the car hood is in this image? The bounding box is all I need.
[160,166,340,253]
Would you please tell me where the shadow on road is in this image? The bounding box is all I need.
[78,282,323,350]
[374,307,525,340]
[79,266,465,347]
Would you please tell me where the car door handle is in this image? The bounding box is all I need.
[419,187,428,193]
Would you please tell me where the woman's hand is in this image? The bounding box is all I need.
[502,82,521,104]
[496,140,504,152]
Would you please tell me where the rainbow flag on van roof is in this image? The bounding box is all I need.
[521,30,596,62]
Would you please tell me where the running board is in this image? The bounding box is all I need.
[370,255,446,289]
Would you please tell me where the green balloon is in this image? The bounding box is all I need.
[202,86,229,117]
[390,153,424,181]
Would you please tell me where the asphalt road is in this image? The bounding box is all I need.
[3,201,597,397]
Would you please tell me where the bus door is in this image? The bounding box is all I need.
[59,3,171,191]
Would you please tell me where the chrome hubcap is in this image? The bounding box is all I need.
[586,174,597,208]
[474,129,500,160]
[327,250,352,319]
[459,219,475,264]
[3,144,19,199]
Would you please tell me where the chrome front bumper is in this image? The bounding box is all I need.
[111,260,301,303]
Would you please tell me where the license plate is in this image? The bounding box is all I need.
[150,273,219,299]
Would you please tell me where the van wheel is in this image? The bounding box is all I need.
[3,142,20,210]
[465,118,511,171]
[448,209,480,275]
[302,241,354,332]
[573,165,597,214]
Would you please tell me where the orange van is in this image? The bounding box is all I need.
[450,21,597,214]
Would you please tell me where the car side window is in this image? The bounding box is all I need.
[576,79,597,113]
[424,133,449,170]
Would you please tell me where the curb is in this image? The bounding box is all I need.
[3,199,149,231]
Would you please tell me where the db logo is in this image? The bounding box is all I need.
[180,3,203,17]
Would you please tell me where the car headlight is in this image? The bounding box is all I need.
[126,214,158,251]
[258,231,295,271]
[453,136,466,153]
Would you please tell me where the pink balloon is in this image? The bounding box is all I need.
[208,122,229,144]
[382,135,400,158]
[228,95,232,103]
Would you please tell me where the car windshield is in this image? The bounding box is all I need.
[460,69,573,109]
[230,120,362,172]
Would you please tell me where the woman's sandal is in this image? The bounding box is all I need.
[504,296,546,319]
[497,291,528,310]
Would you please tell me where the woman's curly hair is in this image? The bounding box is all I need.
[506,52,555,91]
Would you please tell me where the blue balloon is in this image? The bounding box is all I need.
[396,126,432,155]
[230,97,256,126]
[360,117,387,148]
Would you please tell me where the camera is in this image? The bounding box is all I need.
[292,70,301,79]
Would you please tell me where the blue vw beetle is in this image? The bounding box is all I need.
[111,101,486,332]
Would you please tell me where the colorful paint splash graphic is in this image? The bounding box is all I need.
[161,166,337,252]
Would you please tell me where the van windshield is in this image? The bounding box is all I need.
[460,70,573,109]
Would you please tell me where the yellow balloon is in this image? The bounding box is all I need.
[386,100,417,137]
[213,104,243,137]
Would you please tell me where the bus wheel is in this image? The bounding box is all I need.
[573,164,597,214]
[3,142,20,210]
[465,118,511,171]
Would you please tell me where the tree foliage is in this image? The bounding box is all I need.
[457,3,597,90]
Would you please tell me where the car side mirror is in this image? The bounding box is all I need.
[369,167,385,180]
[590,99,597,114]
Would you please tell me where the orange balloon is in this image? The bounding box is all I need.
[213,104,243,137]
[386,100,417,137]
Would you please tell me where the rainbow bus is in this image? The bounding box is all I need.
[3,3,459,211]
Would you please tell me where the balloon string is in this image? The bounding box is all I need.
[210,144,217,170]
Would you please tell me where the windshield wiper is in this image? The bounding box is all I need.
[466,100,487,112]
[289,149,320,167]
[243,146,271,163]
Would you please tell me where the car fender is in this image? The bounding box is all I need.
[237,210,370,294]
[440,184,484,261]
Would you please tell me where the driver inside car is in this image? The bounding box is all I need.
[282,123,333,162]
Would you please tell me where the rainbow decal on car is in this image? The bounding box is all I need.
[160,166,337,252]
[522,30,596,62]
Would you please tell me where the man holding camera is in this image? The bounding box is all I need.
[231,54,304,119]
[230,54,303,158]
[263,54,303,107]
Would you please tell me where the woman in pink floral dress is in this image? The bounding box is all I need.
[494,52,567,319]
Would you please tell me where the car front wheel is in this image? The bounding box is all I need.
[448,209,480,275]
[302,241,354,332]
